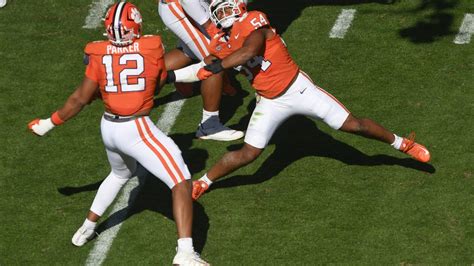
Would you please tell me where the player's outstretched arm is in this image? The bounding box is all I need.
[28,77,99,136]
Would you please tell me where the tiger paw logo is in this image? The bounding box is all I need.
[130,8,142,24]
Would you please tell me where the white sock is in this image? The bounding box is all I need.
[199,174,213,187]
[177,238,194,253]
[83,218,97,230]
[201,109,219,124]
[391,134,403,150]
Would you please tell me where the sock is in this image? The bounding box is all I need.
[391,134,403,150]
[199,174,213,187]
[83,218,97,230]
[201,109,219,124]
[177,238,194,253]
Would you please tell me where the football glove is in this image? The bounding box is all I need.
[197,68,213,80]
[28,118,55,136]
[204,59,224,74]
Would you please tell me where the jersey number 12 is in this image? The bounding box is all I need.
[102,53,145,93]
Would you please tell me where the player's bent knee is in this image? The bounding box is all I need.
[240,144,262,164]
[339,114,363,133]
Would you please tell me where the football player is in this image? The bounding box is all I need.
[28,2,208,265]
[185,0,431,200]
[158,0,244,141]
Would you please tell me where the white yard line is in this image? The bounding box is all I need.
[83,0,115,29]
[454,13,474,44]
[329,9,357,39]
[85,93,186,266]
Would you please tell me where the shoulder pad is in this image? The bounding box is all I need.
[84,40,108,55]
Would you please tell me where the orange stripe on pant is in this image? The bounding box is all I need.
[168,2,208,59]
[135,118,180,185]
[300,71,350,113]
[140,118,186,183]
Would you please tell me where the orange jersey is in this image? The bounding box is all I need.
[209,11,299,99]
[84,35,166,116]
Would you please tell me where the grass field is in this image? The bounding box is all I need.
[1,0,473,264]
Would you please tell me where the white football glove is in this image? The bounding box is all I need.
[28,118,55,136]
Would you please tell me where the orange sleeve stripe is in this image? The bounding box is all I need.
[168,3,208,58]
[135,119,180,185]
[140,118,186,183]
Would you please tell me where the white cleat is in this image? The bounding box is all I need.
[196,121,244,141]
[0,0,7,8]
[173,250,209,266]
[71,225,96,247]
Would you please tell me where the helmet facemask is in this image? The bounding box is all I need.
[210,0,243,29]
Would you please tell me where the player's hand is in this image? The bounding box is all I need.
[197,68,213,80]
[204,59,224,74]
[28,118,55,136]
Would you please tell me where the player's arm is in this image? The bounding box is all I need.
[200,28,267,76]
[28,77,99,136]
[165,61,208,83]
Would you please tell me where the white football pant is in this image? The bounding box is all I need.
[90,116,191,216]
[245,71,351,149]
[158,0,211,60]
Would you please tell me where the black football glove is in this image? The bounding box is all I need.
[204,59,224,74]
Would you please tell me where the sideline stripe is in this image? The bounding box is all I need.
[454,13,474,44]
[83,0,114,29]
[329,9,356,39]
[85,93,186,266]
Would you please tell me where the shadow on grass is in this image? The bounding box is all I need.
[57,131,210,253]
[399,0,459,43]
[248,0,397,35]
[95,167,209,254]
[209,115,435,191]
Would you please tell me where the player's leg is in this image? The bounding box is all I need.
[193,94,292,200]
[130,117,207,263]
[195,69,244,141]
[297,71,430,162]
[158,1,209,60]
[71,149,136,247]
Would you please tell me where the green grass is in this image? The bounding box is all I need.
[1,0,473,264]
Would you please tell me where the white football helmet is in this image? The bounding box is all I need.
[209,0,247,29]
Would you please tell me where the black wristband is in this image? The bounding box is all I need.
[204,59,224,74]
[165,70,176,84]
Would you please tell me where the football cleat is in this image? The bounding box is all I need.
[400,132,431,163]
[71,225,96,247]
[196,120,244,141]
[192,180,209,201]
[173,250,209,266]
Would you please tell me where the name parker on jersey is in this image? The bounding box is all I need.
[106,42,140,54]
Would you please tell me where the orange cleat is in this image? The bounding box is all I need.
[192,180,209,201]
[400,132,431,163]
[174,82,195,98]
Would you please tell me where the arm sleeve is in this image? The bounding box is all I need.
[181,0,209,25]
[173,61,206,83]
